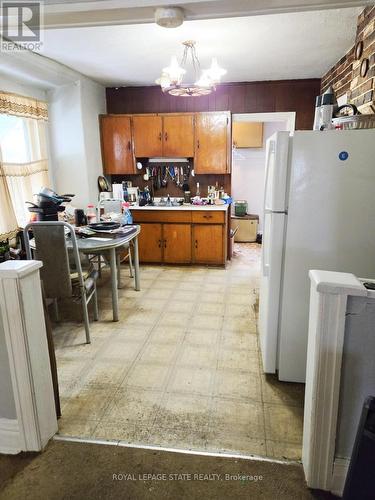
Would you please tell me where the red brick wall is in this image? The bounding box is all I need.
[321,6,375,113]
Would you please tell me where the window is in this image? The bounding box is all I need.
[0,111,50,232]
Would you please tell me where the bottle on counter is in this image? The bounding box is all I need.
[121,202,133,225]
[184,191,191,204]
[196,182,200,197]
[86,204,97,224]
[122,181,128,202]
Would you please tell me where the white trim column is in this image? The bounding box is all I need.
[0,260,57,454]
[302,270,366,492]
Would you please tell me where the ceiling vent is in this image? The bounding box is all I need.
[155,7,184,28]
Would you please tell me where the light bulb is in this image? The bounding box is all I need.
[195,72,214,88]
[155,72,172,89]
[163,56,186,84]
[206,58,226,83]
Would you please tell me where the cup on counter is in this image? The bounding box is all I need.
[184,191,191,204]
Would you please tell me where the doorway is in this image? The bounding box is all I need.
[231,112,295,234]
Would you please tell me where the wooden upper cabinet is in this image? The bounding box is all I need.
[162,114,195,157]
[132,115,163,157]
[195,112,231,174]
[232,122,263,148]
[100,115,135,174]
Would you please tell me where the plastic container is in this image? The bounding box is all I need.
[332,114,375,130]
[234,200,248,217]
[86,204,97,224]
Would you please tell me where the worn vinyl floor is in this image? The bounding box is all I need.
[54,243,304,460]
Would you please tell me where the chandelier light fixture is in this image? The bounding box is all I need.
[156,40,227,97]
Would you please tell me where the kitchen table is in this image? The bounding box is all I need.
[71,225,141,321]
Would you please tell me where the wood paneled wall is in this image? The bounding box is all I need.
[106,79,321,130]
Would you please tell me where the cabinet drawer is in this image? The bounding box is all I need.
[191,211,225,224]
[131,210,192,223]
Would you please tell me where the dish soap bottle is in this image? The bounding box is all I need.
[121,202,133,225]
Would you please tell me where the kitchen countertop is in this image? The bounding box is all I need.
[129,204,229,211]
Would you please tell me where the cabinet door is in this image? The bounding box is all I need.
[195,112,231,174]
[138,223,163,262]
[132,115,163,157]
[232,122,263,148]
[100,115,135,174]
[163,224,192,264]
[162,114,195,157]
[193,225,224,265]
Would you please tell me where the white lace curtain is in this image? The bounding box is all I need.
[0,92,49,240]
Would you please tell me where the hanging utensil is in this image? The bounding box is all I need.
[176,167,180,187]
[162,166,168,187]
[157,167,162,190]
[153,167,158,190]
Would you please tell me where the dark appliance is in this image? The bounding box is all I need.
[26,188,74,222]
[343,396,375,500]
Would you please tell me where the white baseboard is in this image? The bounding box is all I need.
[331,458,350,498]
[0,418,21,455]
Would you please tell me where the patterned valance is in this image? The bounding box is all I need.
[0,91,48,121]
[0,159,48,177]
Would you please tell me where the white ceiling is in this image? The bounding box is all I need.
[39,8,361,86]
[40,0,368,29]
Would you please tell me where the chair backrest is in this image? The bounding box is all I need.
[23,221,84,299]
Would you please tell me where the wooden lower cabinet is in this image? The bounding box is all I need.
[163,224,191,264]
[192,225,224,264]
[134,210,227,265]
[138,223,162,262]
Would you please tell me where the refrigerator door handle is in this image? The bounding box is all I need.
[263,140,275,211]
[265,208,287,214]
[261,217,269,277]
[262,247,269,277]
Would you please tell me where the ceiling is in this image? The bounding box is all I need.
[39,8,361,87]
[40,0,368,29]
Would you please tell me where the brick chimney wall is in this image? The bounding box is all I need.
[321,6,375,114]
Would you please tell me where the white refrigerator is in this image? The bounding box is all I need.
[259,129,375,383]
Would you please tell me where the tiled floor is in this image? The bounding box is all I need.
[54,243,304,460]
